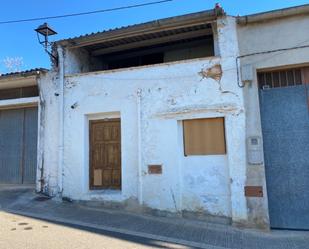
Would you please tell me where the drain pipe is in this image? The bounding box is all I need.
[57,46,64,195]
[38,80,46,193]
[137,88,143,205]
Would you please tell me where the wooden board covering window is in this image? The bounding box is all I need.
[89,119,121,190]
[183,117,226,156]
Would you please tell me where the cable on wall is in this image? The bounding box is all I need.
[236,43,309,88]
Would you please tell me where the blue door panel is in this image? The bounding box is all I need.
[260,85,309,230]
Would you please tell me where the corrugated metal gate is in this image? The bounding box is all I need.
[260,85,309,230]
[0,107,38,184]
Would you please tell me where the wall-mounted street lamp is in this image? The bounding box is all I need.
[35,23,58,65]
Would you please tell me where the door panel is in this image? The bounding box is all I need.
[90,119,121,190]
[260,85,309,229]
[23,107,38,184]
[0,107,38,184]
[0,109,24,184]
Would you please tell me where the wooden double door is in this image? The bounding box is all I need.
[89,119,121,190]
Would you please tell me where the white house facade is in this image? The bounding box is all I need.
[1,4,309,230]
[40,8,250,227]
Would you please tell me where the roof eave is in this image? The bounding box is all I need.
[237,4,309,25]
[0,68,48,82]
[57,8,224,49]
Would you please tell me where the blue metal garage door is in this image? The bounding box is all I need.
[0,107,38,184]
[260,85,309,230]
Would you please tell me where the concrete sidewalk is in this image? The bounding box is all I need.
[0,187,308,249]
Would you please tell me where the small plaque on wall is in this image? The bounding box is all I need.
[245,186,263,197]
[148,165,162,174]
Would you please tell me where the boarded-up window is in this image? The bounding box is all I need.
[183,118,226,156]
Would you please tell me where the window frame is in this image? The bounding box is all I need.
[182,117,227,157]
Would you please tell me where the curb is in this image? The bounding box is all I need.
[1,208,228,249]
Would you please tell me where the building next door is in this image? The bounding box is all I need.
[0,107,38,185]
[89,118,121,190]
[258,67,309,230]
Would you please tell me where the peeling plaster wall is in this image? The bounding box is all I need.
[216,16,248,224]
[39,16,249,225]
[62,56,242,220]
[63,47,110,74]
[53,16,248,224]
[181,154,231,218]
[64,48,90,75]
[237,15,309,228]
[37,71,60,195]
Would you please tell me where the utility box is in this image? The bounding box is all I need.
[247,136,263,165]
[241,64,253,84]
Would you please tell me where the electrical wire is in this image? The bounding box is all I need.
[0,0,173,25]
[236,42,309,88]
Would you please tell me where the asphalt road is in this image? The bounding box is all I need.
[0,211,193,249]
